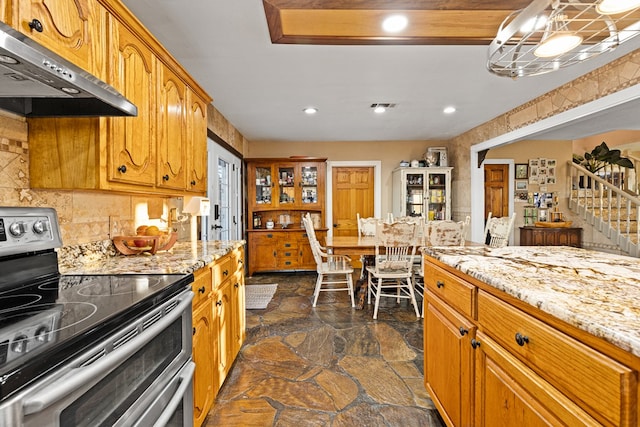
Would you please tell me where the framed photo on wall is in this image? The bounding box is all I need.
[515,180,528,191]
[515,164,528,179]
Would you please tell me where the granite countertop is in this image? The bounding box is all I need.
[422,245,640,358]
[59,240,245,275]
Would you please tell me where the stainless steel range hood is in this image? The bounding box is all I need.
[0,21,137,117]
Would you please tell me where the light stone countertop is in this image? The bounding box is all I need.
[422,245,640,358]
[59,240,245,275]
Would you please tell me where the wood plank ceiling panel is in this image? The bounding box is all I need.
[263,0,534,45]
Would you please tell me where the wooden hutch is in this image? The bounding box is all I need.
[245,157,327,275]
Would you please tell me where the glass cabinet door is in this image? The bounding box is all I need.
[300,165,318,205]
[405,172,425,216]
[254,166,273,206]
[427,170,448,220]
[278,166,296,205]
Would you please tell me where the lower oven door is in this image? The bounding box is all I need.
[7,288,194,427]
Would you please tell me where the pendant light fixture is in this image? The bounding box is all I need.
[487,0,640,78]
[597,0,640,15]
[533,13,583,57]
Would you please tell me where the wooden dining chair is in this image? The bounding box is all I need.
[366,221,420,320]
[414,217,469,316]
[484,212,516,248]
[303,213,355,307]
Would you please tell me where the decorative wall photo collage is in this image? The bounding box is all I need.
[515,158,557,202]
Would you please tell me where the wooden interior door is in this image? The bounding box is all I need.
[484,164,509,220]
[332,167,375,237]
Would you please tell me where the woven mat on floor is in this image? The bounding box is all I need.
[245,284,278,310]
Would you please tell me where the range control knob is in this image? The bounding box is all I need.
[11,335,29,353]
[9,221,27,237]
[34,326,50,343]
[32,220,49,234]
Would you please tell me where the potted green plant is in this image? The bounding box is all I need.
[573,141,634,188]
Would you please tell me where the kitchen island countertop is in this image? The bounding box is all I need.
[422,245,640,357]
[59,240,245,275]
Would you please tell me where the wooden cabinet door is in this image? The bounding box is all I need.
[473,331,599,427]
[16,0,99,74]
[215,280,234,387]
[248,233,278,274]
[424,292,475,427]
[192,298,215,427]
[231,271,245,359]
[157,62,187,190]
[187,88,207,193]
[247,163,276,210]
[107,17,155,187]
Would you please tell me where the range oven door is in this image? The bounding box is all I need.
[8,289,194,427]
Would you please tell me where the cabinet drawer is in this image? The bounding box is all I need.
[191,266,212,308]
[213,255,234,286]
[477,290,635,426]
[423,262,475,318]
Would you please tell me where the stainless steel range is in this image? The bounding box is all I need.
[0,207,194,426]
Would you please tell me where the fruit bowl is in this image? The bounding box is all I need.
[113,232,178,255]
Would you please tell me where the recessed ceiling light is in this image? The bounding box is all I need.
[443,106,456,114]
[371,103,396,114]
[374,105,386,113]
[303,107,318,115]
[382,15,408,33]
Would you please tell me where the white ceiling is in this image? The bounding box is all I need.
[119,1,640,143]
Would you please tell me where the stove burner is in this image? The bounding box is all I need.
[76,276,166,297]
[0,294,43,313]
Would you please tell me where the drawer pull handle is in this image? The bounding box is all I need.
[471,339,481,349]
[198,286,206,294]
[515,332,529,346]
[436,281,444,288]
[459,327,468,336]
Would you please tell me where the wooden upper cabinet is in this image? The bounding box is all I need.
[107,17,156,187]
[157,62,187,191]
[15,0,100,74]
[187,89,208,193]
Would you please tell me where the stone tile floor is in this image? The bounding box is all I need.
[205,271,446,427]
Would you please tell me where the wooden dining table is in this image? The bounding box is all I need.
[324,235,482,309]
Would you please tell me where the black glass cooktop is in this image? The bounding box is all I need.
[0,267,193,400]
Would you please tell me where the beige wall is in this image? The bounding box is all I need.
[247,140,450,216]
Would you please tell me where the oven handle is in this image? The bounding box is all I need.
[151,361,195,427]
[22,290,194,415]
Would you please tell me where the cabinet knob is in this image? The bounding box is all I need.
[198,286,206,294]
[234,283,239,288]
[192,327,196,336]
[471,339,481,349]
[28,19,43,32]
[117,165,127,173]
[515,332,530,346]
[223,269,229,276]
[216,300,222,306]
[436,281,444,288]
[459,327,468,336]
[162,174,169,181]
[191,180,196,185]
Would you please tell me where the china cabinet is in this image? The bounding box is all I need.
[392,167,452,220]
[245,157,327,275]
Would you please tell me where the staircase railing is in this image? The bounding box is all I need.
[568,161,640,255]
